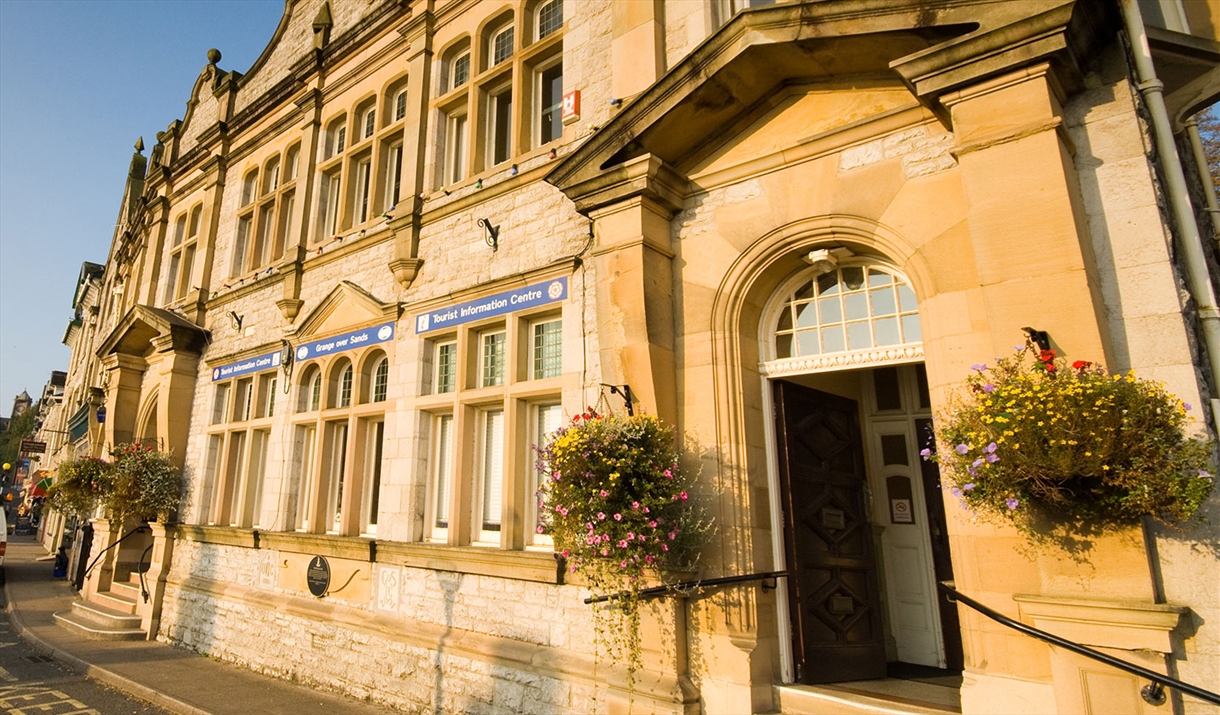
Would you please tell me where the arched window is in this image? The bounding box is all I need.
[297,365,322,413]
[773,263,920,360]
[339,364,354,407]
[372,357,389,403]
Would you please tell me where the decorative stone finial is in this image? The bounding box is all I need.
[134,137,144,152]
[207,48,222,65]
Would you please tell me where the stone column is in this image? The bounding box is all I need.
[101,353,149,449]
[82,517,120,600]
[137,522,177,640]
[151,343,200,473]
[585,155,685,425]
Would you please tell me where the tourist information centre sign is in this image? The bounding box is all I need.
[414,277,567,334]
[212,351,281,382]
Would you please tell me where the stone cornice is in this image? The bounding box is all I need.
[561,154,688,218]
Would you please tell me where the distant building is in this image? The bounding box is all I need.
[48,1,1220,714]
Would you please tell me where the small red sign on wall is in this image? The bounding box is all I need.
[562,89,580,124]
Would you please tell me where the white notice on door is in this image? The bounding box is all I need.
[891,498,913,524]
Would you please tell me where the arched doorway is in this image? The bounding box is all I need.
[761,257,962,684]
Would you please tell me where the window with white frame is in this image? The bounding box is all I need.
[452,52,470,90]
[772,263,921,360]
[361,106,376,141]
[418,304,564,548]
[442,108,469,185]
[487,85,513,167]
[201,371,278,528]
[490,24,514,66]
[536,60,563,148]
[291,347,390,536]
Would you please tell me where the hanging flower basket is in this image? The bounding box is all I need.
[537,409,706,684]
[928,342,1214,536]
[106,444,182,523]
[46,456,112,519]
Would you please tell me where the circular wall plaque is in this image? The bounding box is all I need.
[306,555,330,597]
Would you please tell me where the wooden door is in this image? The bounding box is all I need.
[774,380,887,684]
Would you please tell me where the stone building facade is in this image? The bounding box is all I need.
[47,0,1220,713]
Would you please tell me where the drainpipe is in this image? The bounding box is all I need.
[1118,0,1220,436]
[1183,116,1220,243]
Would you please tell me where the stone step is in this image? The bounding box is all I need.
[53,607,145,641]
[776,682,960,715]
[109,579,142,601]
[70,599,143,631]
[89,588,137,614]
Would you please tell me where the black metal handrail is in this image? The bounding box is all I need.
[938,581,1220,706]
[82,525,149,581]
[137,543,153,603]
[584,570,788,605]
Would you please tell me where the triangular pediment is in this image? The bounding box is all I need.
[291,281,401,341]
[547,0,1101,212]
[97,305,210,359]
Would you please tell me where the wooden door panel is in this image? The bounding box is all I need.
[775,380,886,684]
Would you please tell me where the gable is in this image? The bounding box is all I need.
[291,281,400,340]
[684,81,919,181]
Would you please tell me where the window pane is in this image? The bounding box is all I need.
[776,333,793,358]
[340,366,353,407]
[436,342,456,393]
[179,245,196,299]
[296,426,317,530]
[874,316,900,346]
[873,367,902,411]
[539,63,563,145]
[211,383,230,424]
[868,269,892,288]
[881,433,909,466]
[533,320,562,379]
[163,254,180,305]
[798,330,821,355]
[841,266,865,291]
[491,90,512,165]
[452,53,470,89]
[373,359,389,402]
[538,0,563,38]
[482,332,506,387]
[816,272,839,297]
[433,415,453,529]
[363,109,375,139]
[776,306,792,332]
[395,89,407,121]
[897,283,918,312]
[310,374,322,411]
[481,410,505,533]
[871,288,897,317]
[795,301,818,329]
[820,325,844,353]
[326,422,348,531]
[916,364,931,410]
[901,314,922,343]
[847,321,872,350]
[844,292,868,320]
[534,404,562,537]
[232,216,251,276]
[818,296,842,324]
[362,421,384,531]
[493,27,514,65]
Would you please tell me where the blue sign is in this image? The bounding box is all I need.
[415,277,568,334]
[294,321,396,363]
[212,351,281,382]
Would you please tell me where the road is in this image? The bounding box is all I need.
[0,581,172,715]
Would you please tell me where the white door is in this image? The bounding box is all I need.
[863,366,945,668]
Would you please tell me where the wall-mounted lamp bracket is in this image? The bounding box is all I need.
[478,218,500,252]
[227,311,244,332]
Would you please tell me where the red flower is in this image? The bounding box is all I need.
[1072,360,1092,370]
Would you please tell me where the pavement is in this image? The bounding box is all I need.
[1,536,395,715]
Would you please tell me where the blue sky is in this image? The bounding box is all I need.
[0,0,285,410]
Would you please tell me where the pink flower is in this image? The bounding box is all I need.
[599,490,608,498]
[645,555,654,564]
[632,501,640,510]
[620,561,628,568]
[661,544,669,551]
[627,532,635,540]
[642,506,650,514]
[649,520,657,528]
[618,540,628,548]
[537,525,545,534]
[680,491,688,501]
[668,532,676,540]
[597,512,605,520]
[613,513,622,521]
[562,549,570,557]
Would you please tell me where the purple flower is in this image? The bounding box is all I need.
[1005,497,1020,510]
[971,363,987,372]
[950,487,962,497]
[1200,470,1212,480]
[972,457,984,468]
[1015,345,1025,352]
[984,442,998,454]
[1184,403,1193,411]
[920,448,932,460]
[985,452,1000,463]
[967,467,978,477]
[955,444,970,455]
[962,483,975,491]
[982,383,996,393]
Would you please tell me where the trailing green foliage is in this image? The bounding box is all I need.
[47,444,181,523]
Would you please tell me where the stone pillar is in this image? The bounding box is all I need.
[82,517,120,600]
[137,522,177,640]
[586,156,685,424]
[101,353,149,449]
[151,345,200,473]
[389,1,433,291]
